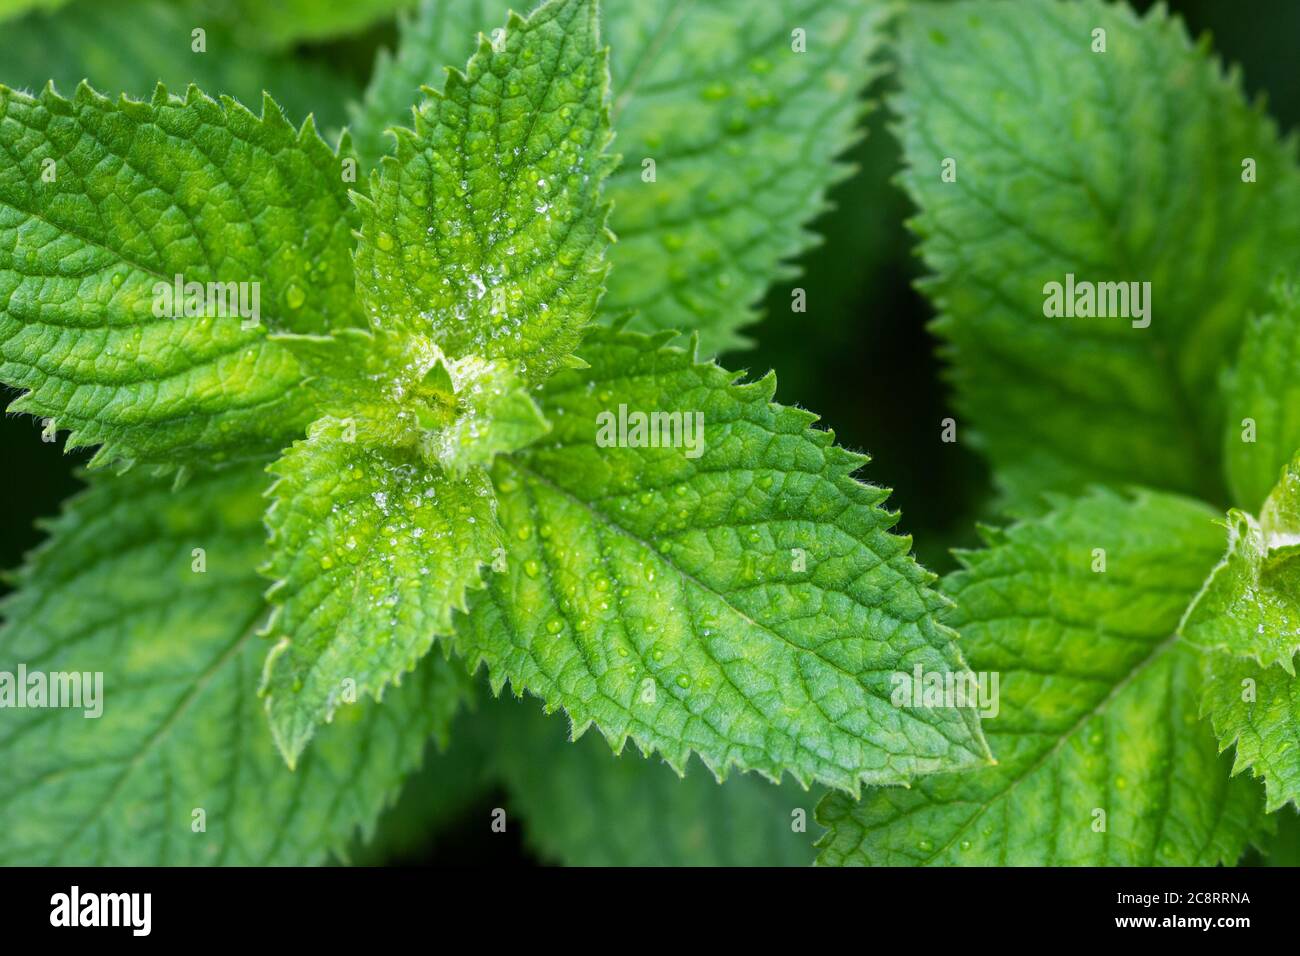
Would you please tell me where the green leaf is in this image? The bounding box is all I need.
[350,0,892,356]
[1224,282,1300,513]
[0,83,363,469]
[1199,651,1300,813]
[599,0,891,354]
[352,0,614,384]
[260,415,502,766]
[0,463,470,865]
[1181,453,1300,672]
[349,0,507,170]
[481,692,820,866]
[455,327,992,795]
[897,0,1300,513]
[0,0,361,129]
[817,489,1266,866]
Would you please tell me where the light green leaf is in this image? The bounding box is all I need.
[600,0,891,353]
[0,0,360,129]
[347,710,494,865]
[481,692,820,866]
[420,354,551,474]
[0,83,363,469]
[0,463,470,865]
[817,489,1266,866]
[897,0,1300,513]
[282,325,552,476]
[351,0,892,357]
[455,327,992,795]
[1224,282,1300,513]
[260,415,501,766]
[1181,454,1300,672]
[1187,453,1300,812]
[1199,651,1300,813]
[352,0,614,383]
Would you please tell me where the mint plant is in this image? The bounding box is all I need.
[818,0,1300,866]
[0,0,992,865]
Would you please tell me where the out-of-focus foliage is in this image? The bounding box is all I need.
[0,0,360,127]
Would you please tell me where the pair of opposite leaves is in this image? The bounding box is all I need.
[0,0,986,867]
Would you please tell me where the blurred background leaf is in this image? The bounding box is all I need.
[0,0,367,127]
[354,683,820,866]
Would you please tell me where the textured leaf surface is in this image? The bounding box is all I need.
[817,489,1265,866]
[0,0,359,129]
[1224,283,1300,512]
[261,415,501,766]
[599,0,889,353]
[1181,454,1300,672]
[0,83,362,468]
[0,464,468,865]
[482,692,819,866]
[898,0,1300,512]
[347,0,888,356]
[352,0,614,383]
[1199,651,1300,813]
[420,355,551,474]
[455,327,991,794]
